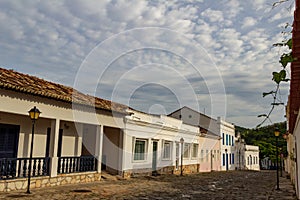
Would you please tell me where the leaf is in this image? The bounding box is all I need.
[258,114,267,118]
[263,91,275,97]
[286,38,292,49]
[272,70,287,84]
[280,53,294,68]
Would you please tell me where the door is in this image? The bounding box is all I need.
[57,129,63,157]
[152,141,158,175]
[175,143,179,170]
[0,123,20,158]
[226,153,229,171]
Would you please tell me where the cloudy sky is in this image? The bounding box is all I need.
[0,0,294,128]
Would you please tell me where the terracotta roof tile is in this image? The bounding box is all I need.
[0,68,128,114]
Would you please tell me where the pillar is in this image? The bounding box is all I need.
[95,125,103,173]
[49,119,60,177]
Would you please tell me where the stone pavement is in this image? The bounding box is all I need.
[0,170,297,200]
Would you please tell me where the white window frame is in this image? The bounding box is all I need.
[191,143,199,159]
[183,143,191,159]
[133,138,148,162]
[162,140,172,160]
[206,150,209,162]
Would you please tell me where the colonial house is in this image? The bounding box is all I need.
[168,106,223,171]
[218,117,236,171]
[121,109,202,176]
[243,145,260,171]
[0,68,128,192]
[235,132,260,171]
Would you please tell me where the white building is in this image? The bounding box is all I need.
[235,133,260,171]
[0,68,127,191]
[218,117,236,171]
[244,145,260,171]
[168,107,231,171]
[121,109,201,176]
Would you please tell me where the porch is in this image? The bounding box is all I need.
[0,111,123,191]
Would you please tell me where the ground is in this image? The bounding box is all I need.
[0,171,296,199]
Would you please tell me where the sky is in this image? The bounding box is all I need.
[0,0,294,128]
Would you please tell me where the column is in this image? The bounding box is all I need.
[49,119,60,177]
[121,129,128,176]
[95,125,103,173]
[118,129,123,175]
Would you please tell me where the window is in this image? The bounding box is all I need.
[232,136,234,146]
[192,144,199,158]
[176,143,179,158]
[222,153,225,166]
[183,143,190,158]
[134,139,147,161]
[232,153,234,164]
[222,133,224,145]
[229,153,231,164]
[206,150,209,162]
[229,135,231,146]
[226,134,228,145]
[163,141,172,160]
[214,150,216,161]
[201,149,204,162]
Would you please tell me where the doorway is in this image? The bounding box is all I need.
[0,123,20,158]
[152,141,158,176]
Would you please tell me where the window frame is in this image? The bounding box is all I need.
[191,143,199,159]
[183,143,191,159]
[162,140,172,160]
[133,138,148,162]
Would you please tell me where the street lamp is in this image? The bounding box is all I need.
[27,106,41,194]
[225,148,228,171]
[274,127,280,190]
[180,138,184,176]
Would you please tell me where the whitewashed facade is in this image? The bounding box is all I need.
[244,145,260,171]
[121,109,201,176]
[168,106,223,171]
[218,117,236,171]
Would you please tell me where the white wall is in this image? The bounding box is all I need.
[219,117,236,171]
[102,126,121,174]
[123,110,200,173]
[244,145,260,171]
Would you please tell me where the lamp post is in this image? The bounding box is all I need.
[180,138,184,176]
[27,106,41,194]
[274,127,280,190]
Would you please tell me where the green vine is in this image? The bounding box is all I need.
[257,38,293,128]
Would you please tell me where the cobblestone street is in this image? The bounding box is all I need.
[0,171,296,200]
